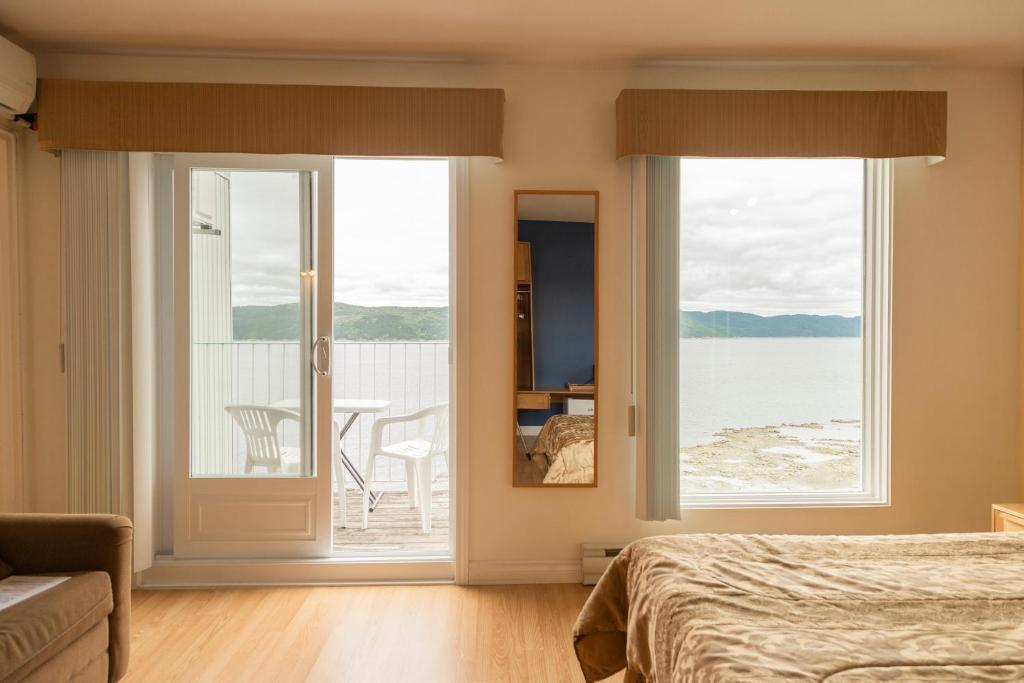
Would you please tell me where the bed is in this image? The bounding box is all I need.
[574,532,1024,682]
[531,414,594,484]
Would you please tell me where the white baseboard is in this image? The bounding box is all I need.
[468,560,581,585]
[138,555,454,588]
[138,556,582,588]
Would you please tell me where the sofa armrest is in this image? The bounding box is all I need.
[0,514,133,682]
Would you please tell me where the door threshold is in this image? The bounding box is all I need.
[139,554,455,588]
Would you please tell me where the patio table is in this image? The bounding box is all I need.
[273,398,393,512]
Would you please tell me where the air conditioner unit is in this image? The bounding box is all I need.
[581,542,627,585]
[0,36,36,119]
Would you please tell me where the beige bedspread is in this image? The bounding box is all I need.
[574,532,1024,682]
[532,415,594,484]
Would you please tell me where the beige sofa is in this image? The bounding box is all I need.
[0,514,132,683]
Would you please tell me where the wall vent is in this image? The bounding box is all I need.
[581,542,626,585]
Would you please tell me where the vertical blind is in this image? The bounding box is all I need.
[63,150,133,516]
[638,157,681,521]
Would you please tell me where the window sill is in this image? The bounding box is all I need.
[680,491,890,510]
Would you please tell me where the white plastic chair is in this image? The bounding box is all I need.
[363,403,449,532]
[226,405,350,527]
[224,404,301,474]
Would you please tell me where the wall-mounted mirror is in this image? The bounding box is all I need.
[513,190,598,487]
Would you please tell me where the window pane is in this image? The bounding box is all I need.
[331,158,451,554]
[679,159,864,495]
[190,169,309,477]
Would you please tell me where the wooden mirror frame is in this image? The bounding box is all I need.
[512,189,599,488]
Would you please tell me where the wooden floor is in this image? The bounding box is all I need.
[333,480,449,554]
[125,584,618,683]
[514,436,546,485]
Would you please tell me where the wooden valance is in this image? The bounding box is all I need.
[616,89,946,159]
[36,79,505,158]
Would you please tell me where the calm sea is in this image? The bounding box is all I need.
[680,337,862,447]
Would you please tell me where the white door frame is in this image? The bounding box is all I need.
[172,153,335,558]
[143,154,468,583]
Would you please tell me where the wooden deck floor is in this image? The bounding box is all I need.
[333,478,449,554]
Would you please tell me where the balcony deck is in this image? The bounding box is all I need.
[333,478,450,554]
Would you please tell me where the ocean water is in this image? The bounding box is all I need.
[680,337,862,448]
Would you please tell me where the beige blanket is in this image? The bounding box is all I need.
[532,415,594,484]
[574,533,1024,682]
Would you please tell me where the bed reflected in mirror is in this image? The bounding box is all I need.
[513,190,598,487]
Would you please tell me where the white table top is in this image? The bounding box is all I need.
[273,398,392,414]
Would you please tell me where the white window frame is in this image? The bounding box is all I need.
[636,158,892,510]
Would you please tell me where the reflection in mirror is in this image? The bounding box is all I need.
[513,191,598,486]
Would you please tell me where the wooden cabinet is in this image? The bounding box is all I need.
[516,391,550,410]
[516,388,594,411]
[992,503,1024,531]
[515,240,535,390]
[515,241,532,284]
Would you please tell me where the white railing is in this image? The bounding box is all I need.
[191,340,450,484]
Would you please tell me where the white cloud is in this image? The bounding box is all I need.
[333,158,449,307]
[223,158,856,316]
[680,158,863,317]
[224,160,449,308]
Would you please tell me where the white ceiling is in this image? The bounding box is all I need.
[3,0,1024,66]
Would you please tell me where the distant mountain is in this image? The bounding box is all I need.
[232,303,854,341]
[233,302,449,341]
[681,310,860,338]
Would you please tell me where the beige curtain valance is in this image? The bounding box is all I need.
[37,79,505,158]
[616,89,946,159]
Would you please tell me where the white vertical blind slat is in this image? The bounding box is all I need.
[63,150,132,515]
[642,156,682,521]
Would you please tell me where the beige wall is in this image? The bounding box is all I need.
[0,128,24,512]
[18,126,65,512]
[20,54,1023,573]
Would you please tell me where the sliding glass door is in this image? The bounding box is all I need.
[173,155,335,558]
[169,154,455,563]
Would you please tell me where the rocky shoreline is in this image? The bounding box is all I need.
[680,420,861,493]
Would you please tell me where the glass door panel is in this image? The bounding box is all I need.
[173,154,333,559]
[189,169,313,478]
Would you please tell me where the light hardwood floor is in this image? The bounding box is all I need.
[125,584,617,682]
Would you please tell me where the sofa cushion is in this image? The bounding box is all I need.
[21,620,109,683]
[0,572,113,682]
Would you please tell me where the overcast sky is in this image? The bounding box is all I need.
[228,171,302,307]
[226,159,449,308]
[225,157,861,316]
[333,158,449,307]
[680,158,863,317]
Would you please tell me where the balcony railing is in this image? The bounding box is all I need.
[191,340,449,484]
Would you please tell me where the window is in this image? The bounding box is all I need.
[674,158,890,507]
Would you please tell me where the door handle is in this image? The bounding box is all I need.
[312,336,331,377]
